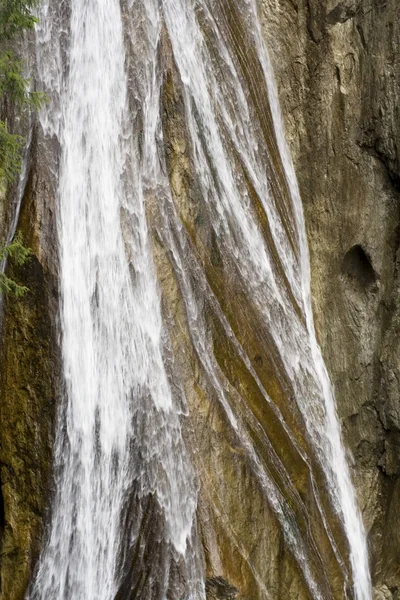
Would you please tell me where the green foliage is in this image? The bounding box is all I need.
[0,51,46,109]
[0,273,29,297]
[0,51,46,191]
[0,0,38,41]
[0,232,31,264]
[0,0,45,192]
[0,1,40,297]
[0,233,31,297]
[0,49,46,190]
[0,120,23,186]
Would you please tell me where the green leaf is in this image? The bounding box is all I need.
[0,271,29,296]
[0,51,47,108]
[0,120,24,188]
[0,233,31,297]
[0,0,38,41]
[0,232,31,264]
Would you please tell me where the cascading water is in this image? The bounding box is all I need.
[28,0,372,598]
[30,0,202,598]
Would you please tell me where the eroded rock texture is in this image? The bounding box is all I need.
[258,0,400,595]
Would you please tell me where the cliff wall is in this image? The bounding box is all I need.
[259,0,400,596]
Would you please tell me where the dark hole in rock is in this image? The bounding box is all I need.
[327,4,355,25]
[342,245,376,288]
[255,354,263,366]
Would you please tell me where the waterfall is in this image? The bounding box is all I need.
[30,0,202,598]
[29,0,372,599]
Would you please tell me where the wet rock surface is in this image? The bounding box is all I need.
[258,0,400,593]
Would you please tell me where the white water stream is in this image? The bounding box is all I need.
[28,0,372,599]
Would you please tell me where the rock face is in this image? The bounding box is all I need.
[258,0,400,595]
[0,1,400,599]
[0,122,61,598]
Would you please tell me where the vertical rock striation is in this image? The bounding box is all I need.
[257,0,400,595]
